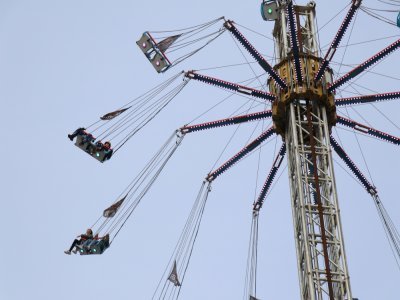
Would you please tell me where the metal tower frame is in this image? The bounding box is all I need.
[286,101,351,299]
[273,2,352,299]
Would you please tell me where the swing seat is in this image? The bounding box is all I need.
[136,32,172,73]
[137,32,156,53]
[78,239,110,255]
[74,135,111,163]
[90,239,110,254]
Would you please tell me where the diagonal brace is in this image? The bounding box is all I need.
[185,71,276,102]
[223,20,287,89]
[335,91,400,106]
[315,0,362,81]
[337,115,400,145]
[253,143,286,211]
[330,136,376,194]
[329,38,400,92]
[180,110,272,134]
[206,127,275,182]
[287,1,303,83]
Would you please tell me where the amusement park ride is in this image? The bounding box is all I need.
[67,1,400,299]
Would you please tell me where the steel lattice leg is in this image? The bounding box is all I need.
[286,100,352,300]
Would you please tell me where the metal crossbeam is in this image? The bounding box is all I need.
[329,38,400,92]
[206,127,275,182]
[287,1,303,83]
[223,20,288,89]
[185,71,276,101]
[253,143,286,211]
[336,91,400,106]
[330,136,376,194]
[315,0,362,81]
[180,110,272,134]
[337,115,400,145]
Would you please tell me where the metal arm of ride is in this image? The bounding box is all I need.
[287,1,303,83]
[330,136,377,195]
[180,110,272,134]
[329,38,400,92]
[206,127,276,182]
[223,20,288,89]
[336,115,400,145]
[315,0,362,81]
[185,71,276,102]
[335,91,400,106]
[253,143,286,212]
[333,135,400,263]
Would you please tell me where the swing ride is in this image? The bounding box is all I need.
[66,0,400,299]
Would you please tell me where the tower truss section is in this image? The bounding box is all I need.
[286,100,351,300]
[271,2,352,299]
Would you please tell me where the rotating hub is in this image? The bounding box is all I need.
[268,53,336,136]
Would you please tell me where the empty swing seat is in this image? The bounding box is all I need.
[74,135,112,163]
[136,32,172,73]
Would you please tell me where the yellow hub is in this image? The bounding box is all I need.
[268,54,336,136]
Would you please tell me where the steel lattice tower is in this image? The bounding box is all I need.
[271,2,352,299]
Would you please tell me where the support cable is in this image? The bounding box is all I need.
[361,6,398,27]
[206,99,268,173]
[172,30,226,67]
[336,82,400,133]
[152,181,212,300]
[149,17,224,34]
[330,60,400,82]
[235,22,274,41]
[113,80,189,153]
[184,73,270,126]
[185,71,275,102]
[321,35,400,51]
[336,115,400,145]
[332,137,400,270]
[223,20,287,89]
[344,105,376,187]
[317,3,351,33]
[333,3,359,87]
[335,125,399,144]
[372,194,400,270]
[330,136,376,193]
[101,82,186,141]
[228,27,268,92]
[331,154,400,270]
[243,211,260,300]
[73,130,184,254]
[336,91,400,106]
[196,61,269,72]
[315,0,362,81]
[107,131,185,242]
[329,38,400,92]
[180,110,272,134]
[91,71,183,135]
[206,127,276,182]
[370,103,400,132]
[377,0,400,6]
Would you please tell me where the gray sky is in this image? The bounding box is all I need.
[1,0,400,299]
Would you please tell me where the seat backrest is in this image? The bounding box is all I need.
[136,32,154,54]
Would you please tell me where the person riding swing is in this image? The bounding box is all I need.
[64,229,93,255]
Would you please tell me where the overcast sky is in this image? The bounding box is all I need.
[1,1,400,299]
